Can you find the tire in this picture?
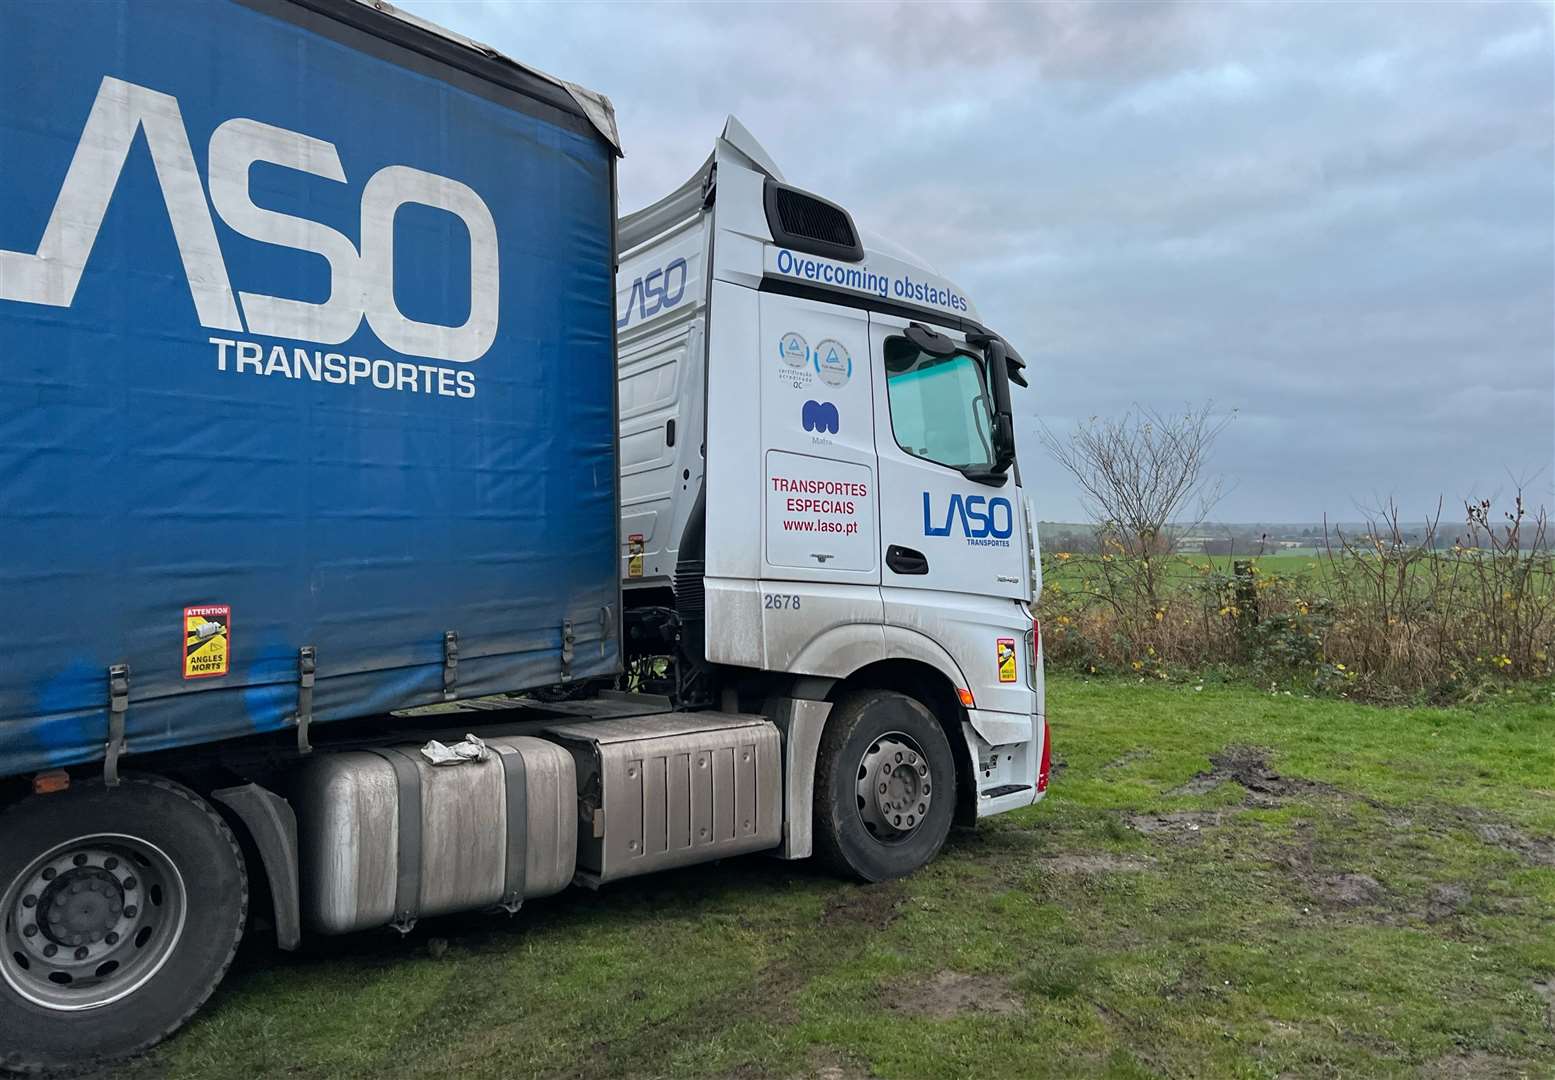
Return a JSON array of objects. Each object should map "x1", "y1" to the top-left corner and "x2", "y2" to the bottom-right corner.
[
  {"x1": 0, "y1": 776, "x2": 247, "y2": 1074},
  {"x1": 812, "y1": 690, "x2": 957, "y2": 883}
]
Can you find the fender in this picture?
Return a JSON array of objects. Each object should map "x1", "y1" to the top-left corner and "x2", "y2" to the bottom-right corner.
[
  {"x1": 211, "y1": 782, "x2": 300, "y2": 951},
  {"x1": 877, "y1": 624, "x2": 969, "y2": 696},
  {"x1": 784, "y1": 622, "x2": 887, "y2": 678},
  {"x1": 782, "y1": 621, "x2": 1022, "y2": 748}
]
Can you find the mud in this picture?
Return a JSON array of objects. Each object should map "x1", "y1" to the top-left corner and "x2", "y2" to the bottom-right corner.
[
  {"x1": 1126, "y1": 810, "x2": 1227, "y2": 837},
  {"x1": 886, "y1": 970, "x2": 1023, "y2": 1020},
  {"x1": 1101, "y1": 749, "x2": 1150, "y2": 772},
  {"x1": 820, "y1": 881, "x2": 904, "y2": 932},
  {"x1": 791, "y1": 1050, "x2": 880, "y2": 1080},
  {"x1": 1040, "y1": 853, "x2": 1156, "y2": 873},
  {"x1": 1425, "y1": 883, "x2": 1471, "y2": 923},
  {"x1": 1169, "y1": 745, "x2": 1327, "y2": 799},
  {"x1": 1423, "y1": 1050, "x2": 1542, "y2": 1078},
  {"x1": 1309, "y1": 872, "x2": 1385, "y2": 907},
  {"x1": 1533, "y1": 977, "x2": 1555, "y2": 1033},
  {"x1": 1473, "y1": 822, "x2": 1555, "y2": 867}
]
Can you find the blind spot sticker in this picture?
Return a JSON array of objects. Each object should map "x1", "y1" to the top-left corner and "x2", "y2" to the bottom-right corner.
[
  {"x1": 997, "y1": 638, "x2": 1017, "y2": 683},
  {"x1": 184, "y1": 605, "x2": 230, "y2": 679}
]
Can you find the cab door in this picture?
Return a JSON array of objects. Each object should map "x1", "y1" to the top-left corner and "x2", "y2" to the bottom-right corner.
[
  {"x1": 869, "y1": 312, "x2": 1028, "y2": 601},
  {"x1": 748, "y1": 289, "x2": 885, "y2": 672}
]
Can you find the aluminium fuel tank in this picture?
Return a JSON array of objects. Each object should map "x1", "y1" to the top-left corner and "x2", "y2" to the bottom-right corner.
[{"x1": 291, "y1": 735, "x2": 577, "y2": 935}]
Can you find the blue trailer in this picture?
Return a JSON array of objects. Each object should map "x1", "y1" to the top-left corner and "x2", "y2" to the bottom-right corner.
[
  {"x1": 0, "y1": 0, "x2": 622, "y2": 780},
  {"x1": 0, "y1": 0, "x2": 624, "y2": 1065}
]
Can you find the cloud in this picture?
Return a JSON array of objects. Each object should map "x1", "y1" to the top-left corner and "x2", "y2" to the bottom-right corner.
[{"x1": 404, "y1": 0, "x2": 1553, "y2": 521}]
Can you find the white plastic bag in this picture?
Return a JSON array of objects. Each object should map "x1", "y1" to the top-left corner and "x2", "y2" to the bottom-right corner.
[{"x1": 419, "y1": 732, "x2": 489, "y2": 765}]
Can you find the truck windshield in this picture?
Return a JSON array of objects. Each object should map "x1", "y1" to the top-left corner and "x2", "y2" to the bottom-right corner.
[{"x1": 883, "y1": 339, "x2": 995, "y2": 472}]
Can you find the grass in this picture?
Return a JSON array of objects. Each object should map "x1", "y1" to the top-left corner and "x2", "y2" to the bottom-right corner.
[{"x1": 136, "y1": 676, "x2": 1555, "y2": 1079}]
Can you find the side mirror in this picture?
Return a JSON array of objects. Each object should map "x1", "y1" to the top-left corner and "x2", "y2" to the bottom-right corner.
[{"x1": 970, "y1": 334, "x2": 1017, "y2": 474}]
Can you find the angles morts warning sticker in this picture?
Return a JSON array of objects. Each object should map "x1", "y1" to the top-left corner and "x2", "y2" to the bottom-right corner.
[
  {"x1": 997, "y1": 637, "x2": 1017, "y2": 683},
  {"x1": 183, "y1": 605, "x2": 230, "y2": 679}
]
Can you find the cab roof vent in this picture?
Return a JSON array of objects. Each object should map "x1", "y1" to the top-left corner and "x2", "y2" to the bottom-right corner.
[{"x1": 764, "y1": 180, "x2": 865, "y2": 263}]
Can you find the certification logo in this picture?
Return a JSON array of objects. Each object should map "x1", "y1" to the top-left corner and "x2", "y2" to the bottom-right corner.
[
  {"x1": 814, "y1": 339, "x2": 852, "y2": 387},
  {"x1": 779, "y1": 332, "x2": 810, "y2": 368}
]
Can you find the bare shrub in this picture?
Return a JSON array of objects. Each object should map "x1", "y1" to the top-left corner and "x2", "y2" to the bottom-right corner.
[
  {"x1": 1038, "y1": 403, "x2": 1233, "y2": 650},
  {"x1": 1040, "y1": 488, "x2": 1555, "y2": 701}
]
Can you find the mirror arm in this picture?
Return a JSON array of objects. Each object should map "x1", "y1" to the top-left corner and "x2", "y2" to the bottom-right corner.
[
  {"x1": 960, "y1": 466, "x2": 1010, "y2": 488},
  {"x1": 905, "y1": 322, "x2": 958, "y2": 358}
]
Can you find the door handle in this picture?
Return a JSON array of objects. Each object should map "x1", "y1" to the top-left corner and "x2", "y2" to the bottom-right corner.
[{"x1": 886, "y1": 544, "x2": 929, "y2": 575}]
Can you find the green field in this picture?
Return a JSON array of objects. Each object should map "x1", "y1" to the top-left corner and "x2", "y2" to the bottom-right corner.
[
  {"x1": 131, "y1": 677, "x2": 1555, "y2": 1079},
  {"x1": 1043, "y1": 552, "x2": 1332, "y2": 588}
]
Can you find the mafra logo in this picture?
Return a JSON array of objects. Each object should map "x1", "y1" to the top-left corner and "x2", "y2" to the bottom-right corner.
[
  {"x1": 801, "y1": 400, "x2": 840, "y2": 435},
  {"x1": 923, "y1": 492, "x2": 1014, "y2": 547},
  {"x1": 617, "y1": 258, "x2": 687, "y2": 329},
  {"x1": 0, "y1": 77, "x2": 499, "y2": 365}
]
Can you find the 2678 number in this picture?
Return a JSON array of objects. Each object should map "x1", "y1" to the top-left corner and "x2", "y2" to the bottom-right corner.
[{"x1": 763, "y1": 593, "x2": 801, "y2": 610}]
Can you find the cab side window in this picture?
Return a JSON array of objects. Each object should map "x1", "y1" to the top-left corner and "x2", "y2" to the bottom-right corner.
[{"x1": 883, "y1": 337, "x2": 995, "y2": 471}]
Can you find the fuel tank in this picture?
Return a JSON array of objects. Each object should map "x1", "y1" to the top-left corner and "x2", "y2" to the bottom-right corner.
[{"x1": 291, "y1": 735, "x2": 577, "y2": 934}]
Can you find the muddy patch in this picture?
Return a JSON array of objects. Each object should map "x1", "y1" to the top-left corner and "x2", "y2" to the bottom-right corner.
[
  {"x1": 1102, "y1": 749, "x2": 1150, "y2": 772},
  {"x1": 1310, "y1": 872, "x2": 1386, "y2": 907},
  {"x1": 1533, "y1": 977, "x2": 1555, "y2": 1033},
  {"x1": 790, "y1": 1049, "x2": 881, "y2": 1080},
  {"x1": 1169, "y1": 745, "x2": 1326, "y2": 800},
  {"x1": 1422, "y1": 1050, "x2": 1542, "y2": 1078},
  {"x1": 886, "y1": 970, "x2": 1022, "y2": 1020},
  {"x1": 1126, "y1": 810, "x2": 1228, "y2": 837},
  {"x1": 1473, "y1": 822, "x2": 1555, "y2": 867},
  {"x1": 1040, "y1": 853, "x2": 1156, "y2": 874},
  {"x1": 821, "y1": 881, "x2": 904, "y2": 932},
  {"x1": 1425, "y1": 883, "x2": 1471, "y2": 923}
]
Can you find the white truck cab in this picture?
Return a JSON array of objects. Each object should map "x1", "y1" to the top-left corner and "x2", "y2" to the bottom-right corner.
[{"x1": 617, "y1": 118, "x2": 1048, "y2": 878}]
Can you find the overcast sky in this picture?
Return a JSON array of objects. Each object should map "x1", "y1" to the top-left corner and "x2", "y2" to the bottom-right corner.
[{"x1": 406, "y1": 0, "x2": 1553, "y2": 523}]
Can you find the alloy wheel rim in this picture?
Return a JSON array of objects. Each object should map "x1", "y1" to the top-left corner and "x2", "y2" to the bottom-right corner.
[
  {"x1": 855, "y1": 731, "x2": 933, "y2": 844},
  {"x1": 1, "y1": 834, "x2": 188, "y2": 1011}
]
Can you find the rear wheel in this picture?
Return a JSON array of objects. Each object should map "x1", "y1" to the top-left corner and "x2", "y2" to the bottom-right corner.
[
  {"x1": 812, "y1": 690, "x2": 957, "y2": 882},
  {"x1": 0, "y1": 777, "x2": 246, "y2": 1073}
]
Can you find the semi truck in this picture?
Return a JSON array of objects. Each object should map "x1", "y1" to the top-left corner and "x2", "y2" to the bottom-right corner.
[{"x1": 0, "y1": 0, "x2": 1047, "y2": 1069}]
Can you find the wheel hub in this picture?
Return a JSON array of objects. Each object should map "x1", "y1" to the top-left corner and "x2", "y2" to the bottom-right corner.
[
  {"x1": 39, "y1": 868, "x2": 125, "y2": 948},
  {"x1": 2, "y1": 836, "x2": 184, "y2": 1011},
  {"x1": 856, "y1": 733, "x2": 933, "y2": 842}
]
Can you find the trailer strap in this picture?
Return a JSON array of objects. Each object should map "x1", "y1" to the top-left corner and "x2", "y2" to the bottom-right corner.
[
  {"x1": 104, "y1": 664, "x2": 129, "y2": 787},
  {"x1": 492, "y1": 744, "x2": 529, "y2": 912},
  {"x1": 367, "y1": 747, "x2": 423, "y2": 932},
  {"x1": 295, "y1": 646, "x2": 316, "y2": 755},
  {"x1": 443, "y1": 630, "x2": 459, "y2": 701}
]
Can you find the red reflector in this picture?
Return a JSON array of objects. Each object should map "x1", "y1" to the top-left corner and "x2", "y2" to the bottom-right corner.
[
  {"x1": 956, "y1": 687, "x2": 976, "y2": 708},
  {"x1": 1036, "y1": 723, "x2": 1052, "y2": 793},
  {"x1": 33, "y1": 770, "x2": 69, "y2": 795}
]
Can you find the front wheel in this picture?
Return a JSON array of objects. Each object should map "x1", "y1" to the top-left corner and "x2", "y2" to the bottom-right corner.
[
  {"x1": 812, "y1": 690, "x2": 958, "y2": 882},
  {"x1": 0, "y1": 777, "x2": 247, "y2": 1073}
]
